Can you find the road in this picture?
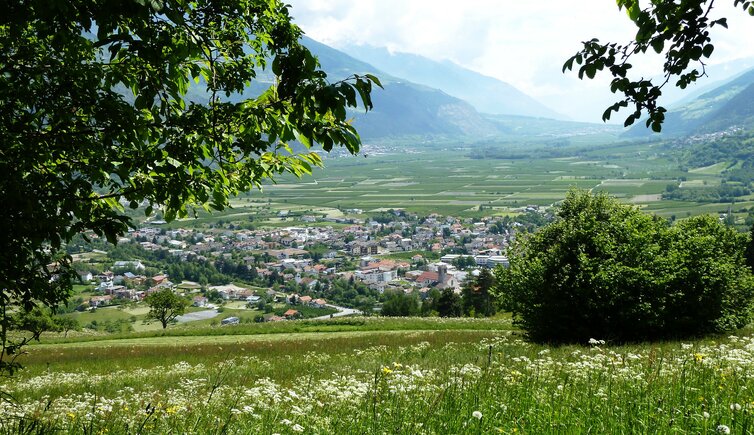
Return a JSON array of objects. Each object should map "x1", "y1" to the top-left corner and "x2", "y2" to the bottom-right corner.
[
  {"x1": 175, "y1": 309, "x2": 220, "y2": 323},
  {"x1": 311, "y1": 304, "x2": 360, "y2": 320}
]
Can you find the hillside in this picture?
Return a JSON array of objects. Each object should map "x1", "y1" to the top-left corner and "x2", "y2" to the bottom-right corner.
[
  {"x1": 626, "y1": 68, "x2": 754, "y2": 137},
  {"x1": 342, "y1": 44, "x2": 565, "y2": 120},
  {"x1": 301, "y1": 37, "x2": 501, "y2": 139}
]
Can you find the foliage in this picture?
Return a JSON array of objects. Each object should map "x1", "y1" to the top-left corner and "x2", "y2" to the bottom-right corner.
[
  {"x1": 495, "y1": 189, "x2": 754, "y2": 343},
  {"x1": 0, "y1": 0, "x2": 378, "y2": 374},
  {"x1": 564, "y1": 0, "x2": 754, "y2": 131},
  {"x1": 381, "y1": 291, "x2": 420, "y2": 317},
  {"x1": 53, "y1": 316, "x2": 80, "y2": 338},
  {"x1": 0, "y1": 307, "x2": 56, "y2": 377},
  {"x1": 461, "y1": 269, "x2": 497, "y2": 317},
  {"x1": 436, "y1": 288, "x2": 462, "y2": 317},
  {"x1": 145, "y1": 290, "x2": 188, "y2": 329}
]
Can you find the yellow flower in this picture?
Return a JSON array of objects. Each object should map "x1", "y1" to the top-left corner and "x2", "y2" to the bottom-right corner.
[
  {"x1": 381, "y1": 366, "x2": 393, "y2": 375},
  {"x1": 67, "y1": 413, "x2": 76, "y2": 420},
  {"x1": 694, "y1": 353, "x2": 705, "y2": 363},
  {"x1": 166, "y1": 406, "x2": 179, "y2": 415}
]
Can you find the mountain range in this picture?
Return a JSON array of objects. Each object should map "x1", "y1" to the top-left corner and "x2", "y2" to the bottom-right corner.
[{"x1": 626, "y1": 67, "x2": 754, "y2": 138}]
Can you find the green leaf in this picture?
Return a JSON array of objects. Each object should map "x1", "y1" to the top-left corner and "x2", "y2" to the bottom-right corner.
[
  {"x1": 364, "y1": 73, "x2": 383, "y2": 88},
  {"x1": 702, "y1": 44, "x2": 714, "y2": 58},
  {"x1": 651, "y1": 38, "x2": 664, "y2": 54}
]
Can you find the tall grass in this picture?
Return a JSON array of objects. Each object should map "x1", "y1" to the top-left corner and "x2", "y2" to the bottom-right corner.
[{"x1": 3, "y1": 320, "x2": 754, "y2": 433}]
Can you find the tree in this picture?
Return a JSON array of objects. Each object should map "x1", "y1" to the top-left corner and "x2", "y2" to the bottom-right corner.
[
  {"x1": 564, "y1": 0, "x2": 754, "y2": 131},
  {"x1": 1, "y1": 0, "x2": 379, "y2": 374},
  {"x1": 495, "y1": 189, "x2": 754, "y2": 343},
  {"x1": 381, "y1": 291, "x2": 420, "y2": 317},
  {"x1": 436, "y1": 288, "x2": 462, "y2": 317},
  {"x1": 461, "y1": 269, "x2": 497, "y2": 317},
  {"x1": 53, "y1": 316, "x2": 81, "y2": 338},
  {"x1": 745, "y1": 222, "x2": 754, "y2": 271},
  {"x1": 145, "y1": 289, "x2": 188, "y2": 329}
]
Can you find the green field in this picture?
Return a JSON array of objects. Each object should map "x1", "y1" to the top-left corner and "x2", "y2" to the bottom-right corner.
[
  {"x1": 232, "y1": 143, "x2": 747, "y2": 221},
  {"x1": 3, "y1": 318, "x2": 754, "y2": 433}
]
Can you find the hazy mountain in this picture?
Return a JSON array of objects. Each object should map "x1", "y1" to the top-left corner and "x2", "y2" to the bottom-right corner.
[
  {"x1": 340, "y1": 44, "x2": 565, "y2": 120},
  {"x1": 626, "y1": 67, "x2": 754, "y2": 137},
  {"x1": 300, "y1": 37, "x2": 501, "y2": 139}
]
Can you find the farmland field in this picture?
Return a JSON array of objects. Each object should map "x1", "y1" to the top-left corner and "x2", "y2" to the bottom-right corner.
[
  {"x1": 4, "y1": 318, "x2": 754, "y2": 433},
  {"x1": 239, "y1": 141, "x2": 753, "y2": 222}
]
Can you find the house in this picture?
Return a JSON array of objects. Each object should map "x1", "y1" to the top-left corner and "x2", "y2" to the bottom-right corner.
[
  {"x1": 89, "y1": 295, "x2": 113, "y2": 308},
  {"x1": 193, "y1": 296, "x2": 208, "y2": 307},
  {"x1": 299, "y1": 295, "x2": 313, "y2": 304},
  {"x1": 311, "y1": 298, "x2": 327, "y2": 308},
  {"x1": 283, "y1": 309, "x2": 300, "y2": 319},
  {"x1": 113, "y1": 260, "x2": 146, "y2": 271},
  {"x1": 152, "y1": 274, "x2": 169, "y2": 285},
  {"x1": 77, "y1": 271, "x2": 93, "y2": 282}
]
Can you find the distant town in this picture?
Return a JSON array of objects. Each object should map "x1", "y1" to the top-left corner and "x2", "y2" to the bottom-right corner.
[{"x1": 67, "y1": 206, "x2": 550, "y2": 327}]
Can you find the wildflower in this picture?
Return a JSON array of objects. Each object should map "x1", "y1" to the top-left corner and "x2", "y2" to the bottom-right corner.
[
  {"x1": 381, "y1": 367, "x2": 393, "y2": 375},
  {"x1": 588, "y1": 338, "x2": 605, "y2": 346},
  {"x1": 292, "y1": 424, "x2": 304, "y2": 432},
  {"x1": 694, "y1": 353, "x2": 705, "y2": 363},
  {"x1": 717, "y1": 425, "x2": 731, "y2": 434},
  {"x1": 702, "y1": 412, "x2": 710, "y2": 419},
  {"x1": 472, "y1": 411, "x2": 483, "y2": 420},
  {"x1": 730, "y1": 403, "x2": 742, "y2": 411}
]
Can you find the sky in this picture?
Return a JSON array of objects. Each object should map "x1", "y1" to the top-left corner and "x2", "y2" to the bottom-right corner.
[{"x1": 286, "y1": 1, "x2": 754, "y2": 122}]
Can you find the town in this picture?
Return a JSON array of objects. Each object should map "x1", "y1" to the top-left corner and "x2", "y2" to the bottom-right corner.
[{"x1": 65, "y1": 206, "x2": 548, "y2": 330}]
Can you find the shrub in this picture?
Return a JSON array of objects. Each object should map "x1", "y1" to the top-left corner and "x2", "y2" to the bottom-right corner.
[{"x1": 495, "y1": 189, "x2": 754, "y2": 343}]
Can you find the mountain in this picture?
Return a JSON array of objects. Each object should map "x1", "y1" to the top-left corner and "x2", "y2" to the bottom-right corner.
[
  {"x1": 626, "y1": 67, "x2": 754, "y2": 137},
  {"x1": 340, "y1": 44, "x2": 565, "y2": 120},
  {"x1": 301, "y1": 37, "x2": 501, "y2": 139}
]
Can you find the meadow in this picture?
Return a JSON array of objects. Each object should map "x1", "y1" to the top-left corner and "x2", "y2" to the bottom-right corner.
[{"x1": 2, "y1": 317, "x2": 754, "y2": 434}]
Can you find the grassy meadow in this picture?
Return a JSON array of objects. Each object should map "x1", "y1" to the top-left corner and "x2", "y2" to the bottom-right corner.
[{"x1": 3, "y1": 317, "x2": 754, "y2": 433}]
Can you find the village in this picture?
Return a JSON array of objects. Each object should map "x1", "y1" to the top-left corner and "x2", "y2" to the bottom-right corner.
[{"x1": 69, "y1": 208, "x2": 543, "y2": 326}]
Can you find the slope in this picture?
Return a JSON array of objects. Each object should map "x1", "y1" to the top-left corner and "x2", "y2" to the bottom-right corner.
[
  {"x1": 626, "y1": 68, "x2": 754, "y2": 137},
  {"x1": 342, "y1": 44, "x2": 564, "y2": 120},
  {"x1": 301, "y1": 37, "x2": 501, "y2": 139}
]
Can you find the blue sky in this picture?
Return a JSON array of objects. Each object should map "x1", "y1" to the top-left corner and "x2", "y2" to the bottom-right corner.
[{"x1": 287, "y1": 1, "x2": 754, "y2": 122}]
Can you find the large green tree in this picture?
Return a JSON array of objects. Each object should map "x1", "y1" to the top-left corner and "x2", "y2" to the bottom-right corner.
[
  {"x1": 145, "y1": 289, "x2": 188, "y2": 329},
  {"x1": 0, "y1": 0, "x2": 378, "y2": 374},
  {"x1": 495, "y1": 189, "x2": 754, "y2": 343},
  {"x1": 564, "y1": 0, "x2": 754, "y2": 131}
]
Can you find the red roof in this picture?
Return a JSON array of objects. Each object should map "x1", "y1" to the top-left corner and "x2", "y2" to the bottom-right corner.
[{"x1": 283, "y1": 309, "x2": 299, "y2": 317}]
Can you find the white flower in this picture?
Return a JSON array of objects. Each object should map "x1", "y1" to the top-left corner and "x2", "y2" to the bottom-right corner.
[
  {"x1": 588, "y1": 338, "x2": 605, "y2": 346},
  {"x1": 730, "y1": 403, "x2": 742, "y2": 411},
  {"x1": 292, "y1": 424, "x2": 304, "y2": 432},
  {"x1": 472, "y1": 411, "x2": 483, "y2": 420},
  {"x1": 702, "y1": 412, "x2": 710, "y2": 419},
  {"x1": 717, "y1": 425, "x2": 731, "y2": 434}
]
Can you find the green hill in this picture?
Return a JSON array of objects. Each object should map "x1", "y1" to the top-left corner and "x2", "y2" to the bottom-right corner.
[{"x1": 626, "y1": 68, "x2": 754, "y2": 137}]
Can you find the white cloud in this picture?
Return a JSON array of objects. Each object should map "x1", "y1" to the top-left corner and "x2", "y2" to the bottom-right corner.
[{"x1": 288, "y1": 1, "x2": 754, "y2": 122}]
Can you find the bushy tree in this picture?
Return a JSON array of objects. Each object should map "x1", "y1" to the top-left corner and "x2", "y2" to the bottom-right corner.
[
  {"x1": 1, "y1": 0, "x2": 377, "y2": 375},
  {"x1": 436, "y1": 288, "x2": 462, "y2": 317},
  {"x1": 496, "y1": 189, "x2": 754, "y2": 343},
  {"x1": 145, "y1": 289, "x2": 188, "y2": 329},
  {"x1": 461, "y1": 268, "x2": 497, "y2": 317},
  {"x1": 381, "y1": 291, "x2": 420, "y2": 317}
]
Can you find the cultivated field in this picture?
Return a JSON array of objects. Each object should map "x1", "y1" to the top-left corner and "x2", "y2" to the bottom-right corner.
[
  {"x1": 245, "y1": 142, "x2": 753, "y2": 221},
  {"x1": 3, "y1": 318, "x2": 754, "y2": 433}
]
